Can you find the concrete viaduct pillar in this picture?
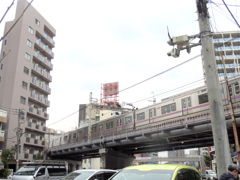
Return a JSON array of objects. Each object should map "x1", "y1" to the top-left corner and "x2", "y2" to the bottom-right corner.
[{"x1": 100, "y1": 149, "x2": 135, "y2": 169}]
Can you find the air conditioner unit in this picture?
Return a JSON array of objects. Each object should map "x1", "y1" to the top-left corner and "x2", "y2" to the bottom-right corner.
[
  {"x1": 38, "y1": 108, "x2": 42, "y2": 112},
  {"x1": 37, "y1": 122, "x2": 41, "y2": 125},
  {"x1": 25, "y1": 149, "x2": 29, "y2": 154},
  {"x1": 27, "y1": 134, "x2": 31, "y2": 138},
  {"x1": 31, "y1": 104, "x2": 34, "y2": 108},
  {"x1": 32, "y1": 90, "x2": 35, "y2": 94},
  {"x1": 29, "y1": 119, "x2": 33, "y2": 123},
  {"x1": 36, "y1": 136, "x2": 40, "y2": 140}
]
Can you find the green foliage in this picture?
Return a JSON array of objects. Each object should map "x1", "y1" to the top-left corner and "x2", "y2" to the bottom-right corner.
[
  {"x1": 34, "y1": 152, "x2": 43, "y2": 160},
  {"x1": 203, "y1": 155, "x2": 212, "y2": 168},
  {"x1": 1, "y1": 148, "x2": 15, "y2": 168},
  {"x1": 0, "y1": 168, "x2": 10, "y2": 178}
]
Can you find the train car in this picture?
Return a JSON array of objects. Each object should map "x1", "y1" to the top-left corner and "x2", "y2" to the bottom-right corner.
[{"x1": 49, "y1": 75, "x2": 240, "y2": 148}]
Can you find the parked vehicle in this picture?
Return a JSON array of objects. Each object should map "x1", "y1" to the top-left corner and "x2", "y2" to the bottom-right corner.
[
  {"x1": 11, "y1": 160, "x2": 68, "y2": 180},
  {"x1": 59, "y1": 169, "x2": 117, "y2": 180},
  {"x1": 108, "y1": 164, "x2": 201, "y2": 180},
  {"x1": 202, "y1": 170, "x2": 217, "y2": 180}
]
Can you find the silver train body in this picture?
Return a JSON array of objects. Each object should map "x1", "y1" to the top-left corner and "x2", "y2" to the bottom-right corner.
[{"x1": 50, "y1": 76, "x2": 240, "y2": 147}]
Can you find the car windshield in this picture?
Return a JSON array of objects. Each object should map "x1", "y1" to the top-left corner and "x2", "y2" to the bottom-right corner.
[
  {"x1": 110, "y1": 169, "x2": 174, "y2": 180},
  {"x1": 15, "y1": 167, "x2": 37, "y2": 176},
  {"x1": 60, "y1": 171, "x2": 95, "y2": 180}
]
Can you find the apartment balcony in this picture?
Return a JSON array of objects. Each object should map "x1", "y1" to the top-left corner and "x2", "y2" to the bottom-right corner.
[
  {"x1": 26, "y1": 122, "x2": 47, "y2": 133},
  {"x1": 29, "y1": 92, "x2": 50, "y2": 108},
  {"x1": 0, "y1": 130, "x2": 4, "y2": 142},
  {"x1": 32, "y1": 64, "x2": 52, "y2": 83},
  {"x1": 36, "y1": 30, "x2": 55, "y2": 48},
  {"x1": 33, "y1": 50, "x2": 53, "y2": 71},
  {"x1": 27, "y1": 107, "x2": 49, "y2": 120},
  {"x1": 24, "y1": 137, "x2": 46, "y2": 148},
  {"x1": 0, "y1": 116, "x2": 7, "y2": 123},
  {"x1": 30, "y1": 78, "x2": 51, "y2": 95},
  {"x1": 34, "y1": 40, "x2": 54, "y2": 60}
]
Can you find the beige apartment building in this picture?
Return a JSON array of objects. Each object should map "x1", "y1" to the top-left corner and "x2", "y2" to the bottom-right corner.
[{"x1": 0, "y1": 0, "x2": 55, "y2": 169}]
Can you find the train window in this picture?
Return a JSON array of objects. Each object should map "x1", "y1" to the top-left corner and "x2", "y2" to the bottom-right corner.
[
  {"x1": 125, "y1": 116, "x2": 132, "y2": 124},
  {"x1": 137, "y1": 112, "x2": 145, "y2": 121},
  {"x1": 161, "y1": 103, "x2": 176, "y2": 114},
  {"x1": 73, "y1": 133, "x2": 76, "y2": 139},
  {"x1": 149, "y1": 108, "x2": 156, "y2": 118},
  {"x1": 235, "y1": 83, "x2": 239, "y2": 94},
  {"x1": 117, "y1": 119, "x2": 122, "y2": 126},
  {"x1": 106, "y1": 122, "x2": 113, "y2": 129},
  {"x1": 64, "y1": 135, "x2": 68, "y2": 141},
  {"x1": 92, "y1": 127, "x2": 97, "y2": 133},
  {"x1": 229, "y1": 85, "x2": 233, "y2": 96},
  {"x1": 78, "y1": 131, "x2": 82, "y2": 137},
  {"x1": 181, "y1": 97, "x2": 192, "y2": 109},
  {"x1": 99, "y1": 124, "x2": 103, "y2": 131},
  {"x1": 198, "y1": 93, "x2": 208, "y2": 104}
]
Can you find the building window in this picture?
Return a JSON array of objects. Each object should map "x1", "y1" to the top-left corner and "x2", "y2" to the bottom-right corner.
[
  {"x1": 2, "y1": 51, "x2": 5, "y2": 57},
  {"x1": 25, "y1": 53, "x2": 31, "y2": 61},
  {"x1": 20, "y1": 96, "x2": 26, "y2": 104},
  {"x1": 4, "y1": 40, "x2": 7, "y2": 45},
  {"x1": 24, "y1": 67, "x2": 29, "y2": 75},
  {"x1": 27, "y1": 39, "x2": 32, "y2": 48},
  {"x1": 28, "y1": 26, "x2": 34, "y2": 35},
  {"x1": 22, "y1": 81, "x2": 28, "y2": 90},
  {"x1": 35, "y1": 19, "x2": 40, "y2": 26},
  {"x1": 0, "y1": 64, "x2": 3, "y2": 70}
]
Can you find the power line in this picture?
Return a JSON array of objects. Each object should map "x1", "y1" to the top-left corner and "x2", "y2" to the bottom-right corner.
[
  {"x1": 0, "y1": 0, "x2": 16, "y2": 24},
  {"x1": 47, "y1": 109, "x2": 81, "y2": 127},
  {"x1": 119, "y1": 54, "x2": 201, "y2": 93},
  {"x1": 0, "y1": 0, "x2": 34, "y2": 42},
  {"x1": 221, "y1": 0, "x2": 240, "y2": 28}
]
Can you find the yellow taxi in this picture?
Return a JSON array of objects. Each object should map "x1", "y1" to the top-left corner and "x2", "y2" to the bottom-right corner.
[{"x1": 108, "y1": 164, "x2": 201, "y2": 180}]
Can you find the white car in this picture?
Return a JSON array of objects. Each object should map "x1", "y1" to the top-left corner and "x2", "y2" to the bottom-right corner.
[{"x1": 59, "y1": 169, "x2": 118, "y2": 180}]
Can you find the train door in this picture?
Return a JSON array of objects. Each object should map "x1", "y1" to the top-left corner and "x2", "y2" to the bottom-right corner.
[
  {"x1": 181, "y1": 97, "x2": 192, "y2": 115},
  {"x1": 149, "y1": 107, "x2": 156, "y2": 123},
  {"x1": 117, "y1": 118, "x2": 122, "y2": 131}
]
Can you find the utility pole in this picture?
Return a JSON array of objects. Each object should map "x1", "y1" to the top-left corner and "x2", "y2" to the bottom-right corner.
[
  {"x1": 15, "y1": 109, "x2": 24, "y2": 171},
  {"x1": 196, "y1": 0, "x2": 231, "y2": 176},
  {"x1": 88, "y1": 92, "x2": 93, "y2": 143}
]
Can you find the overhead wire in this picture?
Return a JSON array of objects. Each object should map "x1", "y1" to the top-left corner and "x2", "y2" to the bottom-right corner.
[
  {"x1": 119, "y1": 54, "x2": 201, "y2": 93},
  {"x1": 0, "y1": 0, "x2": 34, "y2": 42},
  {"x1": 0, "y1": 0, "x2": 16, "y2": 24},
  {"x1": 221, "y1": 0, "x2": 240, "y2": 28}
]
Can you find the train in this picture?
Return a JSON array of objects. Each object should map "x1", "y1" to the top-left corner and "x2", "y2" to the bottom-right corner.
[{"x1": 49, "y1": 75, "x2": 240, "y2": 147}]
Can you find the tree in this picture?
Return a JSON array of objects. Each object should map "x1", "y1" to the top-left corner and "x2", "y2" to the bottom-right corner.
[
  {"x1": 0, "y1": 148, "x2": 15, "y2": 178},
  {"x1": 1, "y1": 148, "x2": 15, "y2": 169},
  {"x1": 203, "y1": 155, "x2": 212, "y2": 168},
  {"x1": 34, "y1": 152, "x2": 43, "y2": 160}
]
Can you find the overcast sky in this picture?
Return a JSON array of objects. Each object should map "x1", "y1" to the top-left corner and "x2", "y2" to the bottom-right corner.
[{"x1": 0, "y1": 0, "x2": 240, "y2": 131}]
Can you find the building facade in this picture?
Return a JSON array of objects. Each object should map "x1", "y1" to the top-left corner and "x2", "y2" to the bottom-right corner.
[
  {"x1": 0, "y1": 0, "x2": 55, "y2": 169},
  {"x1": 213, "y1": 31, "x2": 240, "y2": 79}
]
